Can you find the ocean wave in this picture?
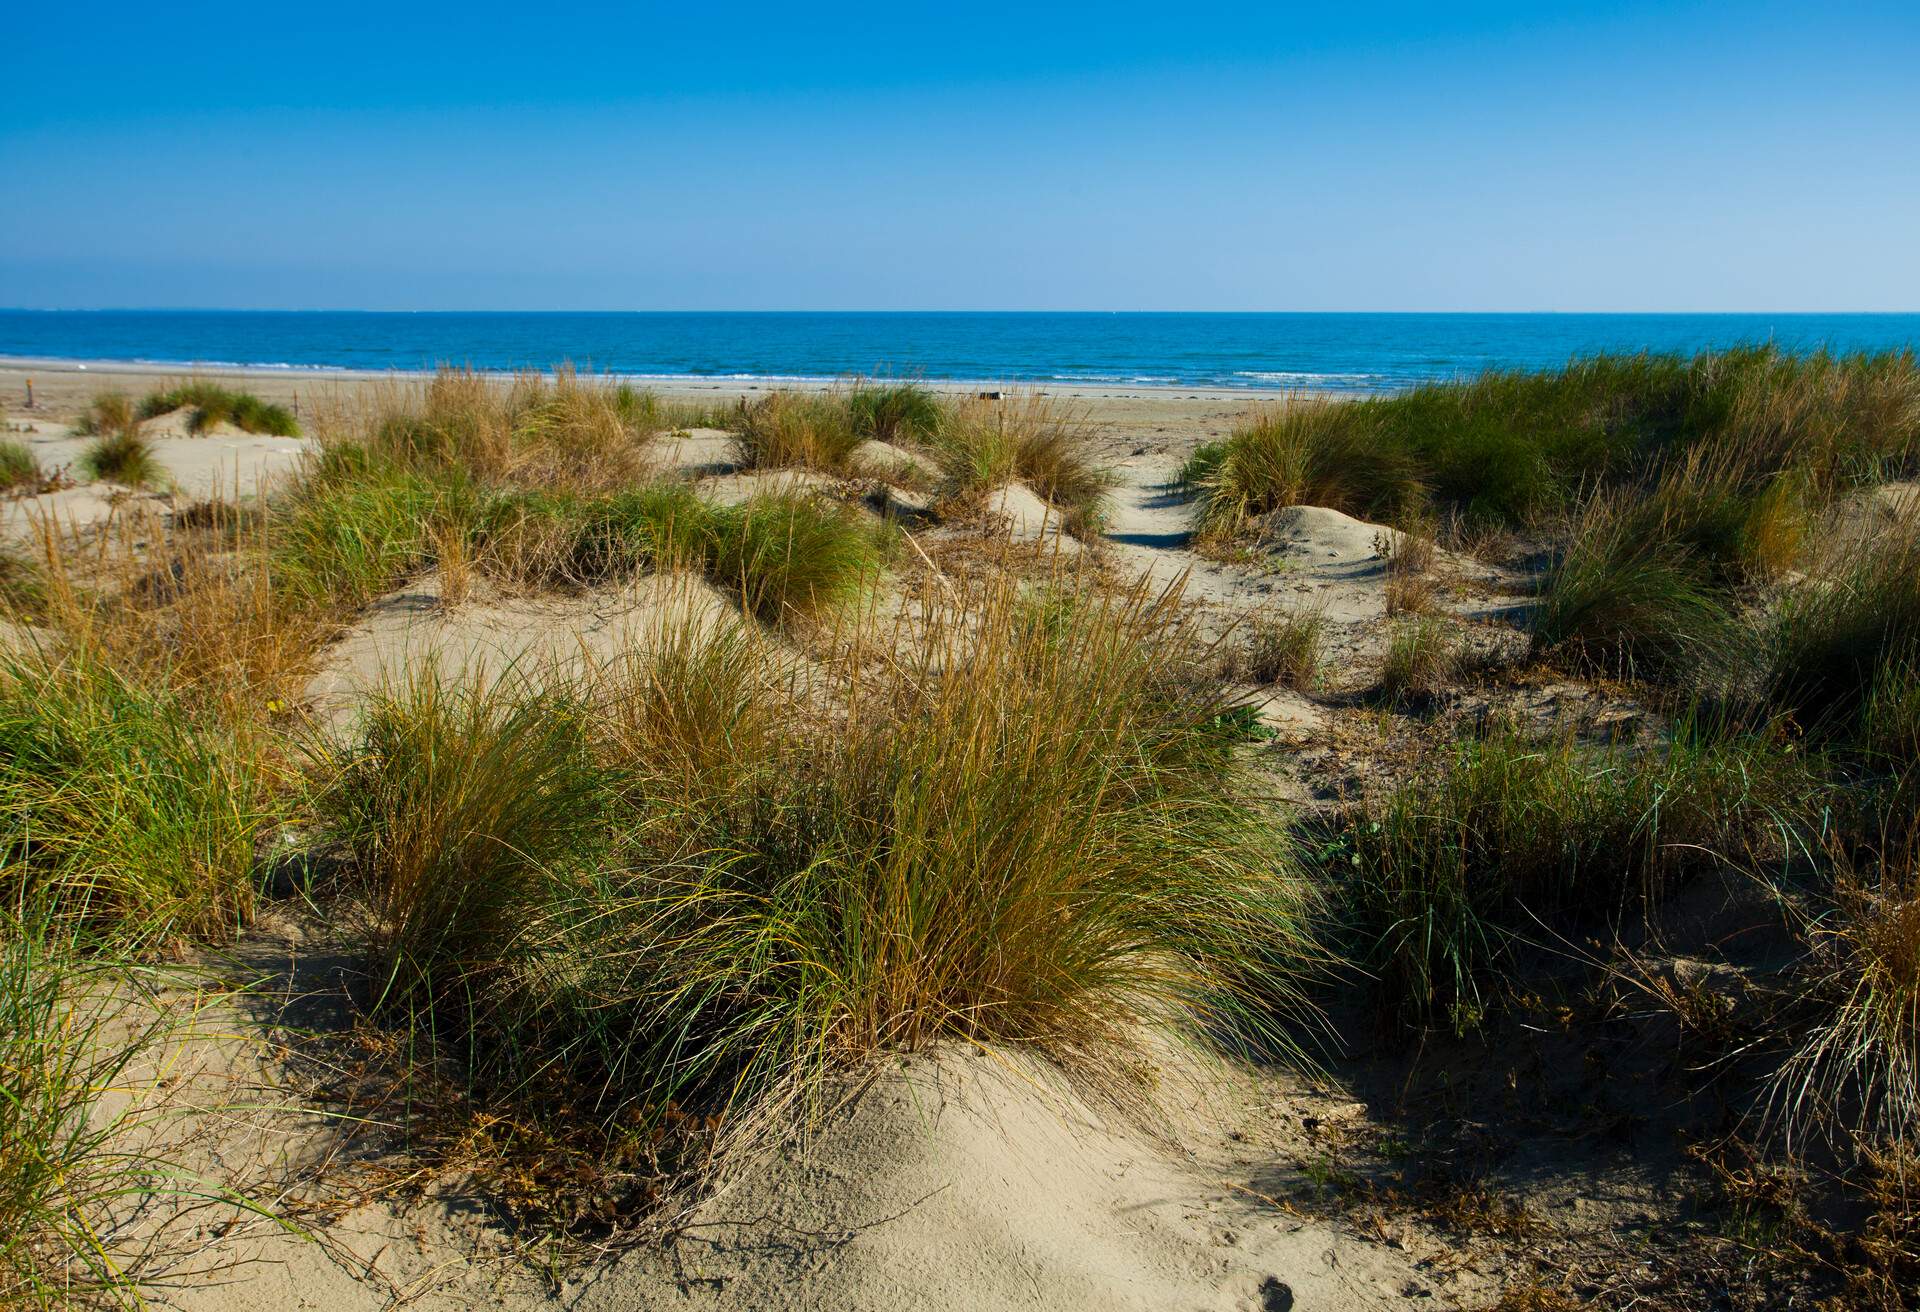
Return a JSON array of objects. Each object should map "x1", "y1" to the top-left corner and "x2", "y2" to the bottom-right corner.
[{"x1": 1231, "y1": 370, "x2": 1395, "y2": 385}]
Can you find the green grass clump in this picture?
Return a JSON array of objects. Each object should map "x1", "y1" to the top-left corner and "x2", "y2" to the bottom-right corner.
[
  {"x1": 80, "y1": 428, "x2": 164, "y2": 488},
  {"x1": 0, "y1": 649, "x2": 267, "y2": 944},
  {"x1": 1766, "y1": 511, "x2": 1920, "y2": 741},
  {"x1": 270, "y1": 451, "x2": 465, "y2": 612},
  {"x1": 1192, "y1": 403, "x2": 1426, "y2": 542},
  {"x1": 1378, "y1": 616, "x2": 1457, "y2": 702},
  {"x1": 847, "y1": 381, "x2": 946, "y2": 445},
  {"x1": 75, "y1": 392, "x2": 138, "y2": 438},
  {"x1": 1229, "y1": 606, "x2": 1324, "y2": 689},
  {"x1": 1530, "y1": 492, "x2": 1741, "y2": 687},
  {"x1": 322, "y1": 671, "x2": 610, "y2": 1000},
  {"x1": 933, "y1": 394, "x2": 1114, "y2": 536},
  {"x1": 371, "y1": 367, "x2": 655, "y2": 492},
  {"x1": 318, "y1": 581, "x2": 1320, "y2": 1163},
  {"x1": 1334, "y1": 722, "x2": 1819, "y2": 1029},
  {"x1": 706, "y1": 493, "x2": 882, "y2": 622},
  {"x1": 0, "y1": 441, "x2": 37, "y2": 495},
  {"x1": 733, "y1": 391, "x2": 865, "y2": 474},
  {"x1": 139, "y1": 382, "x2": 298, "y2": 436},
  {"x1": 1188, "y1": 347, "x2": 1920, "y2": 544}
]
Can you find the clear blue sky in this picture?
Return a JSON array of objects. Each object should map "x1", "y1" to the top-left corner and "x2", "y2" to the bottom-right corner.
[{"x1": 3, "y1": 1, "x2": 1915, "y2": 311}]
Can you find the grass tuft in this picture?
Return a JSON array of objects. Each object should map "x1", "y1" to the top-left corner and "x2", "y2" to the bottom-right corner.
[
  {"x1": 1332, "y1": 721, "x2": 1820, "y2": 1029},
  {"x1": 81, "y1": 427, "x2": 164, "y2": 489},
  {"x1": 0, "y1": 647, "x2": 267, "y2": 945},
  {"x1": 933, "y1": 394, "x2": 1114, "y2": 536},
  {"x1": 0, "y1": 441, "x2": 37, "y2": 495}
]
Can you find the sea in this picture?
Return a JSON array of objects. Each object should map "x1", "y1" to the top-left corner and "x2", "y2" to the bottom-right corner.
[{"x1": 1, "y1": 311, "x2": 1916, "y2": 395}]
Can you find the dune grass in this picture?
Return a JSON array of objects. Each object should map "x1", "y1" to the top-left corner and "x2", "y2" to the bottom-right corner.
[
  {"x1": 0, "y1": 912, "x2": 173, "y2": 1308},
  {"x1": 1191, "y1": 402, "x2": 1427, "y2": 543},
  {"x1": 318, "y1": 579, "x2": 1320, "y2": 1173},
  {"x1": 1227, "y1": 606, "x2": 1324, "y2": 689},
  {"x1": 1378, "y1": 616, "x2": 1456, "y2": 703},
  {"x1": 138, "y1": 382, "x2": 299, "y2": 437},
  {"x1": 847, "y1": 380, "x2": 946, "y2": 445},
  {"x1": 1331, "y1": 720, "x2": 1821, "y2": 1029},
  {"x1": 74, "y1": 393, "x2": 137, "y2": 438},
  {"x1": 732, "y1": 391, "x2": 866, "y2": 474},
  {"x1": 81, "y1": 427, "x2": 164, "y2": 489},
  {"x1": 322, "y1": 670, "x2": 610, "y2": 1002},
  {"x1": 932, "y1": 393, "x2": 1114, "y2": 536},
  {"x1": 1188, "y1": 347, "x2": 1920, "y2": 544},
  {"x1": 369, "y1": 367, "x2": 656, "y2": 492},
  {"x1": 1529, "y1": 490, "x2": 1742, "y2": 687},
  {"x1": 1771, "y1": 845, "x2": 1920, "y2": 1153},
  {"x1": 1765, "y1": 509, "x2": 1920, "y2": 741},
  {"x1": 0, "y1": 440, "x2": 37, "y2": 495},
  {"x1": 0, "y1": 647, "x2": 268, "y2": 945}
]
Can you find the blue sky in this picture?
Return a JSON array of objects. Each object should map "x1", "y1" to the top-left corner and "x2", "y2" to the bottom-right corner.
[{"x1": 3, "y1": 1, "x2": 1916, "y2": 311}]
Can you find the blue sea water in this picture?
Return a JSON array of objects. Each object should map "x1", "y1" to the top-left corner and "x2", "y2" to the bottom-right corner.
[{"x1": 1, "y1": 311, "x2": 1916, "y2": 394}]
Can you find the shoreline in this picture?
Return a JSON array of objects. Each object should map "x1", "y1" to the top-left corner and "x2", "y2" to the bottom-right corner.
[{"x1": 0, "y1": 354, "x2": 1326, "y2": 404}]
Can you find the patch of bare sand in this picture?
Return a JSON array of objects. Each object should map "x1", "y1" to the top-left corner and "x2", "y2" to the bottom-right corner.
[
  {"x1": 654, "y1": 427, "x2": 738, "y2": 479},
  {"x1": 699, "y1": 467, "x2": 845, "y2": 506},
  {"x1": 303, "y1": 570, "x2": 739, "y2": 727},
  {"x1": 148, "y1": 1013, "x2": 1461, "y2": 1312}
]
